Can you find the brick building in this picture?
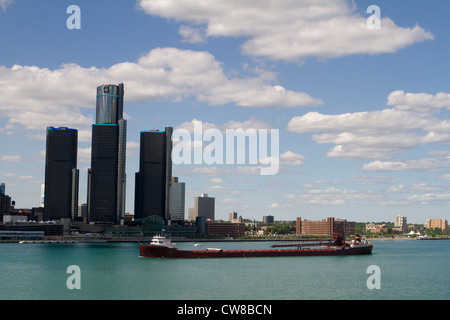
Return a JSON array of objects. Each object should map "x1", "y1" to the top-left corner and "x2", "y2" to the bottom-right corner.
[
  {"x1": 426, "y1": 219, "x2": 448, "y2": 232},
  {"x1": 206, "y1": 222, "x2": 245, "y2": 237},
  {"x1": 296, "y1": 217, "x2": 355, "y2": 236}
]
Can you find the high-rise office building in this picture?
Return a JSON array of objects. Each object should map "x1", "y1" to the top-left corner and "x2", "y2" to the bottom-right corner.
[
  {"x1": 134, "y1": 127, "x2": 173, "y2": 222},
  {"x1": 0, "y1": 183, "x2": 11, "y2": 220},
  {"x1": 88, "y1": 84, "x2": 127, "y2": 224},
  {"x1": 44, "y1": 127, "x2": 78, "y2": 221},
  {"x1": 169, "y1": 177, "x2": 185, "y2": 222},
  {"x1": 190, "y1": 193, "x2": 215, "y2": 221}
]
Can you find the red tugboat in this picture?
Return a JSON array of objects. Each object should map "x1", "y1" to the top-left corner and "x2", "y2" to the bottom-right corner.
[{"x1": 139, "y1": 233, "x2": 372, "y2": 258}]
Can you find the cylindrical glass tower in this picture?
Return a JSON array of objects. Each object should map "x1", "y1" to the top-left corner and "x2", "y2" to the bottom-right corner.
[
  {"x1": 96, "y1": 84, "x2": 123, "y2": 124},
  {"x1": 88, "y1": 83, "x2": 126, "y2": 224}
]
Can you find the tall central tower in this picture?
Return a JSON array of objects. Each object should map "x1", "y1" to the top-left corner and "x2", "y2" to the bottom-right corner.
[{"x1": 88, "y1": 83, "x2": 126, "y2": 224}]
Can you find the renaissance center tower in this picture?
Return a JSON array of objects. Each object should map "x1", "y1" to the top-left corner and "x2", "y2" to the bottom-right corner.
[{"x1": 88, "y1": 83, "x2": 127, "y2": 224}]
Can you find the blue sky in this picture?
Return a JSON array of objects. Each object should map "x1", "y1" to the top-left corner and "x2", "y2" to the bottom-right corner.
[{"x1": 1, "y1": 0, "x2": 450, "y2": 224}]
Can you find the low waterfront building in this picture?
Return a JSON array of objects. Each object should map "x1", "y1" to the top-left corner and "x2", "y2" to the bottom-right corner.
[
  {"x1": 0, "y1": 231, "x2": 45, "y2": 241},
  {"x1": 0, "y1": 222, "x2": 63, "y2": 237},
  {"x1": 365, "y1": 223, "x2": 387, "y2": 234},
  {"x1": 206, "y1": 221, "x2": 245, "y2": 237}
]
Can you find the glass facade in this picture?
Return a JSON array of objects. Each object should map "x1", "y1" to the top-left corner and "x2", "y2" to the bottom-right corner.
[
  {"x1": 169, "y1": 179, "x2": 185, "y2": 221},
  {"x1": 134, "y1": 127, "x2": 173, "y2": 221},
  {"x1": 96, "y1": 85, "x2": 121, "y2": 124},
  {"x1": 88, "y1": 124, "x2": 119, "y2": 223},
  {"x1": 88, "y1": 83, "x2": 126, "y2": 224}
]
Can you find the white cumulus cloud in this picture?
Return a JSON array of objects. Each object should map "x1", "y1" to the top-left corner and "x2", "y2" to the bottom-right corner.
[
  {"x1": 287, "y1": 110, "x2": 434, "y2": 160},
  {"x1": 0, "y1": 0, "x2": 14, "y2": 11},
  {"x1": 286, "y1": 91, "x2": 450, "y2": 166},
  {"x1": 1, "y1": 155, "x2": 22, "y2": 162},
  {"x1": 138, "y1": 0, "x2": 434, "y2": 62},
  {"x1": 0, "y1": 48, "x2": 322, "y2": 137}
]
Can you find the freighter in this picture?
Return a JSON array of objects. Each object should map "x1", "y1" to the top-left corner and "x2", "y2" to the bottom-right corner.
[{"x1": 139, "y1": 233, "x2": 373, "y2": 258}]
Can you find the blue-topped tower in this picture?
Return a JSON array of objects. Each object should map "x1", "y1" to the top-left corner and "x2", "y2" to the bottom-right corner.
[{"x1": 88, "y1": 83, "x2": 127, "y2": 224}]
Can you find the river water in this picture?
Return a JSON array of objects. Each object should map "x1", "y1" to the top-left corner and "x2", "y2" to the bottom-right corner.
[{"x1": 0, "y1": 239, "x2": 448, "y2": 300}]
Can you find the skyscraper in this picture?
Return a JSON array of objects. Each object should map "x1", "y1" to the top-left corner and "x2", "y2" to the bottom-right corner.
[
  {"x1": 0, "y1": 183, "x2": 11, "y2": 220},
  {"x1": 190, "y1": 193, "x2": 215, "y2": 221},
  {"x1": 88, "y1": 84, "x2": 127, "y2": 224},
  {"x1": 169, "y1": 177, "x2": 185, "y2": 222},
  {"x1": 134, "y1": 127, "x2": 172, "y2": 222},
  {"x1": 44, "y1": 127, "x2": 78, "y2": 221}
]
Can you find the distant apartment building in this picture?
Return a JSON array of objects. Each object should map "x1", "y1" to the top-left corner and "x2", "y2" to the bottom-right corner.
[
  {"x1": 296, "y1": 217, "x2": 355, "y2": 236},
  {"x1": 229, "y1": 211, "x2": 238, "y2": 222},
  {"x1": 426, "y1": 219, "x2": 448, "y2": 232},
  {"x1": 394, "y1": 215, "x2": 407, "y2": 231},
  {"x1": 228, "y1": 211, "x2": 243, "y2": 223}
]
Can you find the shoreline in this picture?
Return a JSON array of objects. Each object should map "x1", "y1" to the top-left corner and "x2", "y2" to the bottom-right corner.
[
  {"x1": 368, "y1": 237, "x2": 450, "y2": 241},
  {"x1": 2, "y1": 235, "x2": 449, "y2": 244}
]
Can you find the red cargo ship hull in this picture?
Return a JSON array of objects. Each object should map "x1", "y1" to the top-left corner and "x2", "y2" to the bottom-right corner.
[{"x1": 139, "y1": 243, "x2": 373, "y2": 258}]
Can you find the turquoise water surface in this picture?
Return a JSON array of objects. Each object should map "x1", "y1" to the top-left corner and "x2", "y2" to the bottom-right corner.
[{"x1": 0, "y1": 240, "x2": 449, "y2": 300}]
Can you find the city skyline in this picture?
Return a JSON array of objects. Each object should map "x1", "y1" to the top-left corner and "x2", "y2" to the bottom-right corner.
[{"x1": 1, "y1": 1, "x2": 450, "y2": 224}]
